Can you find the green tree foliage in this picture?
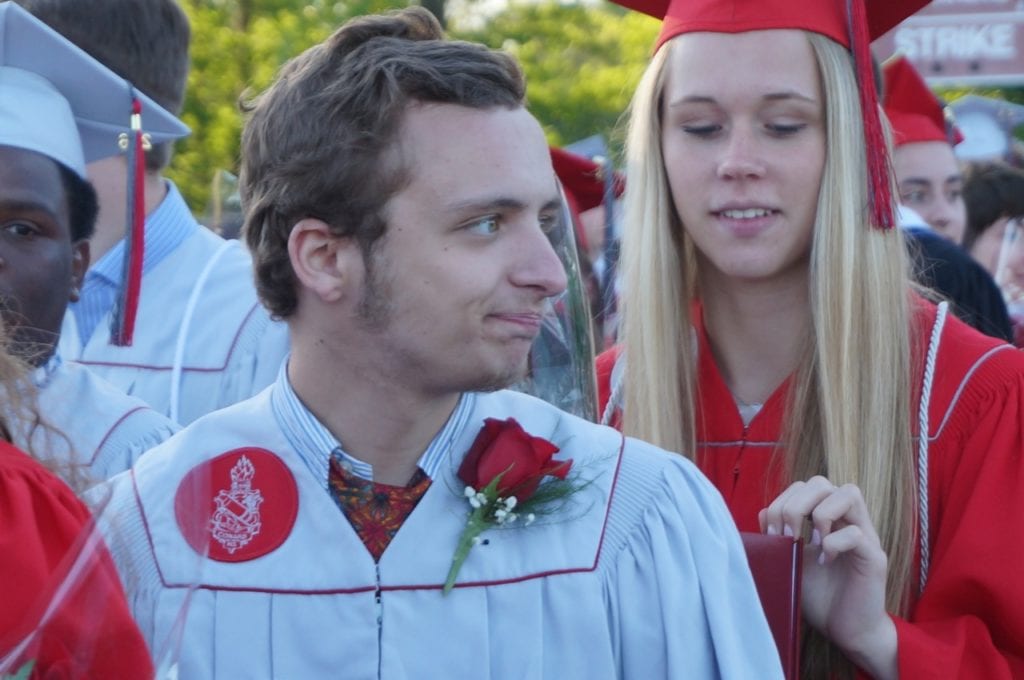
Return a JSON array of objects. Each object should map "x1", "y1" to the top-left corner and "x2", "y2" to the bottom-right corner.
[
  {"x1": 169, "y1": 0, "x2": 658, "y2": 218},
  {"x1": 168, "y1": 0, "x2": 405, "y2": 218},
  {"x1": 454, "y1": 2, "x2": 658, "y2": 153},
  {"x1": 940, "y1": 86, "x2": 1024, "y2": 109},
  {"x1": 170, "y1": 1, "x2": 1024, "y2": 219}
]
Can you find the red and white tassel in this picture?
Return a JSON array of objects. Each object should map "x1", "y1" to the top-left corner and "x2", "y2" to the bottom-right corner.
[
  {"x1": 111, "y1": 96, "x2": 146, "y2": 346},
  {"x1": 848, "y1": 0, "x2": 896, "y2": 230}
]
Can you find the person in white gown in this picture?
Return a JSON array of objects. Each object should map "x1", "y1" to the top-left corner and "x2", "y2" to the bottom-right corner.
[
  {"x1": 0, "y1": 2, "x2": 179, "y2": 482},
  {"x1": 20, "y1": 0, "x2": 290, "y2": 425},
  {"x1": 99, "y1": 8, "x2": 782, "y2": 678}
]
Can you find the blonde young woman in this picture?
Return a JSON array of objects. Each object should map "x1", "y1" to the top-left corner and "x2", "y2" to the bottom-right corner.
[{"x1": 596, "y1": 0, "x2": 1024, "y2": 677}]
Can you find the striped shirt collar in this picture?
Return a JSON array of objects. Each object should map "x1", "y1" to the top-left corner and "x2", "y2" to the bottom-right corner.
[
  {"x1": 69, "y1": 181, "x2": 200, "y2": 346},
  {"x1": 87, "y1": 181, "x2": 198, "y2": 285},
  {"x1": 270, "y1": 359, "x2": 476, "y2": 486}
]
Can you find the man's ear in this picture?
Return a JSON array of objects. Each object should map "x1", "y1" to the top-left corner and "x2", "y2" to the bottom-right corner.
[
  {"x1": 288, "y1": 218, "x2": 361, "y2": 304},
  {"x1": 69, "y1": 239, "x2": 90, "y2": 303}
]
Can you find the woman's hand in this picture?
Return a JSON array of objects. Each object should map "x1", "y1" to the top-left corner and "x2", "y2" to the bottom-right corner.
[{"x1": 760, "y1": 476, "x2": 898, "y2": 680}]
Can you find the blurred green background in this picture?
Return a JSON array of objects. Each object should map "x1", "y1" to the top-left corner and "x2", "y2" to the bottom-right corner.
[{"x1": 170, "y1": 0, "x2": 1023, "y2": 225}]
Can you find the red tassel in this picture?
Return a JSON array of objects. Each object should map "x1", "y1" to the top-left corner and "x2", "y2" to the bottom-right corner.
[
  {"x1": 849, "y1": 0, "x2": 895, "y2": 230},
  {"x1": 113, "y1": 97, "x2": 146, "y2": 346}
]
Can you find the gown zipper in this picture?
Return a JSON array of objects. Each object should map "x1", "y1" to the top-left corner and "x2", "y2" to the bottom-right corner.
[
  {"x1": 731, "y1": 424, "x2": 750, "y2": 496},
  {"x1": 375, "y1": 561, "x2": 383, "y2": 679}
]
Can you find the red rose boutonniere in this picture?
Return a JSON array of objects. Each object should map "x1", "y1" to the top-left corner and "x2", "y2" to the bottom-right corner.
[{"x1": 443, "y1": 417, "x2": 574, "y2": 594}]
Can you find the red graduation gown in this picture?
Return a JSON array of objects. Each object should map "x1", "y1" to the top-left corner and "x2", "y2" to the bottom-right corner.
[
  {"x1": 596, "y1": 301, "x2": 1024, "y2": 677},
  {"x1": 0, "y1": 441, "x2": 152, "y2": 679}
]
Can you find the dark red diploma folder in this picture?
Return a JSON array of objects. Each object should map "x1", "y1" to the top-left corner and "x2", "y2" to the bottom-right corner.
[{"x1": 741, "y1": 532, "x2": 803, "y2": 680}]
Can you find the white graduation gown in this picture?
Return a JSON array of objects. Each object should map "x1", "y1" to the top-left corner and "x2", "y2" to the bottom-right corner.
[
  {"x1": 101, "y1": 389, "x2": 783, "y2": 679},
  {"x1": 19, "y1": 359, "x2": 178, "y2": 481},
  {"x1": 58, "y1": 229, "x2": 289, "y2": 425}
]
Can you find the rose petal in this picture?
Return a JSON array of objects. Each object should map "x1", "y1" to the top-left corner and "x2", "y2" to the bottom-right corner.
[
  {"x1": 457, "y1": 418, "x2": 505, "y2": 488},
  {"x1": 529, "y1": 436, "x2": 560, "y2": 464},
  {"x1": 478, "y1": 424, "x2": 535, "y2": 494}
]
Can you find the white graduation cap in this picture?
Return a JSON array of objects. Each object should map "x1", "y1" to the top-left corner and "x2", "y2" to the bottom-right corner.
[
  {"x1": 0, "y1": 0, "x2": 190, "y2": 345},
  {"x1": 0, "y1": 1, "x2": 188, "y2": 175},
  {"x1": 949, "y1": 94, "x2": 1024, "y2": 163}
]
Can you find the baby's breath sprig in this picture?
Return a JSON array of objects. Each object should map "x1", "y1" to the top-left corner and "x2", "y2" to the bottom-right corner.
[{"x1": 443, "y1": 467, "x2": 578, "y2": 594}]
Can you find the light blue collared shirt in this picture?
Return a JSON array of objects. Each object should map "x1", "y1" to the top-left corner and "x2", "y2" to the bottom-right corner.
[
  {"x1": 269, "y1": 360, "x2": 476, "y2": 487},
  {"x1": 69, "y1": 181, "x2": 198, "y2": 345}
]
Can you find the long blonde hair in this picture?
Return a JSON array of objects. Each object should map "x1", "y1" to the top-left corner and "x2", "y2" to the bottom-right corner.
[
  {"x1": 619, "y1": 32, "x2": 918, "y2": 677},
  {"x1": 0, "y1": 320, "x2": 34, "y2": 443}
]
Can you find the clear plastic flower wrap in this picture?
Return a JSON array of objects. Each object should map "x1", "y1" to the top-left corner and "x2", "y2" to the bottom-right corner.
[
  {"x1": 510, "y1": 191, "x2": 599, "y2": 421},
  {"x1": 0, "y1": 451, "x2": 212, "y2": 680}
]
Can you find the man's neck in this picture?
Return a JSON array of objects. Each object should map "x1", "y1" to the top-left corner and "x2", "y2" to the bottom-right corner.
[
  {"x1": 87, "y1": 156, "x2": 169, "y2": 262},
  {"x1": 287, "y1": 331, "x2": 460, "y2": 486}
]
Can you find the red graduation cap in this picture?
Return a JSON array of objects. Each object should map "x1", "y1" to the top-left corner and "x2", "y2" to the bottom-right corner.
[
  {"x1": 610, "y1": 0, "x2": 926, "y2": 52},
  {"x1": 882, "y1": 54, "x2": 963, "y2": 148},
  {"x1": 607, "y1": 0, "x2": 932, "y2": 229},
  {"x1": 550, "y1": 147, "x2": 625, "y2": 214},
  {"x1": 550, "y1": 147, "x2": 625, "y2": 251}
]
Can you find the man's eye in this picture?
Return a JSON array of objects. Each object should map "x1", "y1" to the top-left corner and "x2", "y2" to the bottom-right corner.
[
  {"x1": 3, "y1": 221, "x2": 38, "y2": 237},
  {"x1": 464, "y1": 216, "x2": 500, "y2": 235}
]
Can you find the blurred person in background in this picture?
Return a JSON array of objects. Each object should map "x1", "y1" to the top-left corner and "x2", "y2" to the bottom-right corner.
[
  {"x1": 0, "y1": 4, "x2": 157, "y2": 642},
  {"x1": 883, "y1": 55, "x2": 966, "y2": 244},
  {"x1": 0, "y1": 2, "x2": 179, "y2": 481},
  {"x1": 963, "y1": 160, "x2": 1024, "y2": 346},
  {"x1": 19, "y1": 0, "x2": 290, "y2": 426},
  {"x1": 883, "y1": 55, "x2": 1013, "y2": 342}
]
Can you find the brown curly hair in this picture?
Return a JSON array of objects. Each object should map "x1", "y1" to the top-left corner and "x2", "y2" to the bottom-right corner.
[
  {"x1": 962, "y1": 160, "x2": 1024, "y2": 251},
  {"x1": 239, "y1": 7, "x2": 526, "y2": 318}
]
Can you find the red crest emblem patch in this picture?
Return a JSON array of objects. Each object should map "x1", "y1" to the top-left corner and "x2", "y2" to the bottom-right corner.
[{"x1": 174, "y1": 447, "x2": 298, "y2": 562}]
